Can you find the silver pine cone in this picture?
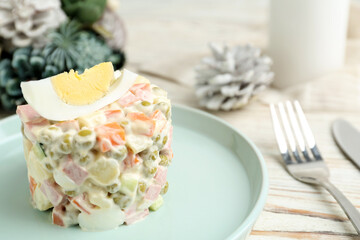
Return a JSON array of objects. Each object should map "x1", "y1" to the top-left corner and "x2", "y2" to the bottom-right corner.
[
  {"x1": 0, "y1": 0, "x2": 66, "y2": 49},
  {"x1": 195, "y1": 43, "x2": 274, "y2": 111}
]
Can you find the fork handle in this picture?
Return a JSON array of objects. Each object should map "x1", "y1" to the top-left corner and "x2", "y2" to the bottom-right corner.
[{"x1": 320, "y1": 180, "x2": 360, "y2": 235}]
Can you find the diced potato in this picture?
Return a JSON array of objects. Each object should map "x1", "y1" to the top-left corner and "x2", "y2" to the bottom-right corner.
[
  {"x1": 126, "y1": 135, "x2": 153, "y2": 154},
  {"x1": 78, "y1": 205, "x2": 125, "y2": 231},
  {"x1": 88, "y1": 190, "x2": 113, "y2": 209},
  {"x1": 78, "y1": 112, "x2": 107, "y2": 128},
  {"x1": 53, "y1": 169, "x2": 77, "y2": 191},
  {"x1": 89, "y1": 157, "x2": 120, "y2": 185}
]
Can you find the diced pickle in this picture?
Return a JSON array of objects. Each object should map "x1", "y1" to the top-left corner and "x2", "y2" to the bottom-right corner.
[
  {"x1": 32, "y1": 142, "x2": 46, "y2": 160},
  {"x1": 120, "y1": 175, "x2": 138, "y2": 194},
  {"x1": 161, "y1": 181, "x2": 169, "y2": 195},
  {"x1": 149, "y1": 195, "x2": 164, "y2": 211},
  {"x1": 154, "y1": 135, "x2": 161, "y2": 142}
]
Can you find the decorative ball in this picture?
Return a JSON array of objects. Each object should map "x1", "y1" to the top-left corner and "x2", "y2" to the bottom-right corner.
[
  {"x1": 195, "y1": 43, "x2": 274, "y2": 111},
  {"x1": 61, "y1": 0, "x2": 107, "y2": 25}
]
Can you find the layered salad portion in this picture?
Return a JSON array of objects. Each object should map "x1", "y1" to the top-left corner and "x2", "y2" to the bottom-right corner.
[{"x1": 16, "y1": 62, "x2": 173, "y2": 231}]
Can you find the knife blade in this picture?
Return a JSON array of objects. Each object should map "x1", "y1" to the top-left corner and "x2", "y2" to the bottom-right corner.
[{"x1": 332, "y1": 119, "x2": 360, "y2": 169}]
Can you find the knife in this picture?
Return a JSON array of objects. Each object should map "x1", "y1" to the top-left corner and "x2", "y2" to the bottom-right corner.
[{"x1": 332, "y1": 119, "x2": 360, "y2": 169}]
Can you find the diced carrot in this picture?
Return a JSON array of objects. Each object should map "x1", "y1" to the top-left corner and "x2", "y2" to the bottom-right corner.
[
  {"x1": 129, "y1": 83, "x2": 153, "y2": 101},
  {"x1": 127, "y1": 112, "x2": 156, "y2": 137},
  {"x1": 105, "y1": 109, "x2": 122, "y2": 116},
  {"x1": 134, "y1": 156, "x2": 140, "y2": 164},
  {"x1": 129, "y1": 83, "x2": 150, "y2": 94},
  {"x1": 29, "y1": 176, "x2": 37, "y2": 196},
  {"x1": 151, "y1": 110, "x2": 167, "y2": 133},
  {"x1": 96, "y1": 122, "x2": 126, "y2": 152},
  {"x1": 127, "y1": 112, "x2": 151, "y2": 121},
  {"x1": 104, "y1": 109, "x2": 123, "y2": 121}
]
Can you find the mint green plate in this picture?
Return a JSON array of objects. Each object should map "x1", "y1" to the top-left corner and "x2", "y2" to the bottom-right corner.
[{"x1": 0, "y1": 104, "x2": 268, "y2": 240}]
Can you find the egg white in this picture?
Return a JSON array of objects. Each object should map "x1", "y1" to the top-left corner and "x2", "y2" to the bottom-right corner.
[{"x1": 21, "y1": 69, "x2": 137, "y2": 121}]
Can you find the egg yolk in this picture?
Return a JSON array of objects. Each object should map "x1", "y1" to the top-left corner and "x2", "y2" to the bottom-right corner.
[{"x1": 51, "y1": 62, "x2": 114, "y2": 105}]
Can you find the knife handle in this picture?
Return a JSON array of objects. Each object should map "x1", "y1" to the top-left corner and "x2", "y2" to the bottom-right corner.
[{"x1": 320, "y1": 180, "x2": 360, "y2": 235}]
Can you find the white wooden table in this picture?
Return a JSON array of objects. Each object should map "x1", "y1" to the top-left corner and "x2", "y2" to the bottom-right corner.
[{"x1": 119, "y1": 0, "x2": 360, "y2": 239}]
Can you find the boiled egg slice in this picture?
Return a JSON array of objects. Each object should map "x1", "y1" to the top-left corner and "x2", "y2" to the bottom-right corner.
[{"x1": 21, "y1": 63, "x2": 137, "y2": 121}]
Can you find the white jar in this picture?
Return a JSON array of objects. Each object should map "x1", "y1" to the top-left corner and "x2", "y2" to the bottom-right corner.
[{"x1": 268, "y1": 0, "x2": 350, "y2": 88}]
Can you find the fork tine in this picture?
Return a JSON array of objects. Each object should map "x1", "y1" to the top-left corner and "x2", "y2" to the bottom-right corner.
[
  {"x1": 270, "y1": 104, "x2": 292, "y2": 165},
  {"x1": 293, "y1": 100, "x2": 323, "y2": 160},
  {"x1": 278, "y1": 102, "x2": 302, "y2": 163},
  {"x1": 285, "y1": 101, "x2": 312, "y2": 162}
]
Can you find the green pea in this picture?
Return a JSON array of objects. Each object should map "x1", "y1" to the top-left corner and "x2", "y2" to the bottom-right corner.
[
  {"x1": 148, "y1": 167, "x2": 157, "y2": 175},
  {"x1": 141, "y1": 101, "x2": 151, "y2": 106},
  {"x1": 45, "y1": 163, "x2": 53, "y2": 171},
  {"x1": 113, "y1": 194, "x2": 131, "y2": 209},
  {"x1": 161, "y1": 181, "x2": 169, "y2": 195},
  {"x1": 159, "y1": 155, "x2": 169, "y2": 166},
  {"x1": 162, "y1": 136, "x2": 168, "y2": 145},
  {"x1": 107, "y1": 183, "x2": 120, "y2": 193},
  {"x1": 65, "y1": 190, "x2": 76, "y2": 197},
  {"x1": 79, "y1": 155, "x2": 89, "y2": 164},
  {"x1": 78, "y1": 129, "x2": 92, "y2": 137},
  {"x1": 59, "y1": 133, "x2": 72, "y2": 153},
  {"x1": 138, "y1": 182, "x2": 146, "y2": 193}
]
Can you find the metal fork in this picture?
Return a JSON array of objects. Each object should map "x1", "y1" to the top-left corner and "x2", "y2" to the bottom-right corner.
[{"x1": 270, "y1": 100, "x2": 360, "y2": 235}]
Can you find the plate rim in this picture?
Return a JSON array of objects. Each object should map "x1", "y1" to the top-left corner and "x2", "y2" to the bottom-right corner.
[
  {"x1": 0, "y1": 104, "x2": 268, "y2": 239},
  {"x1": 172, "y1": 104, "x2": 268, "y2": 239}
]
